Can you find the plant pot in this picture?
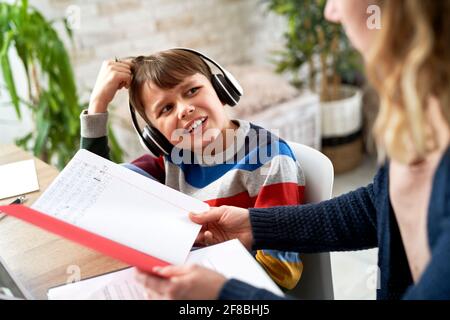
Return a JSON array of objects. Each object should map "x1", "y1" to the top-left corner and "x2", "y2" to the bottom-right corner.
[{"x1": 320, "y1": 85, "x2": 364, "y2": 174}]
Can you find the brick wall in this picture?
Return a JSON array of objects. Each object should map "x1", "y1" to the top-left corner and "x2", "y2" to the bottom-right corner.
[
  {"x1": 30, "y1": 0, "x2": 287, "y2": 102},
  {"x1": 15, "y1": 0, "x2": 288, "y2": 159}
]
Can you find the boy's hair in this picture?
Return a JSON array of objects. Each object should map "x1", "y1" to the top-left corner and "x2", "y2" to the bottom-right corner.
[{"x1": 129, "y1": 49, "x2": 213, "y2": 124}]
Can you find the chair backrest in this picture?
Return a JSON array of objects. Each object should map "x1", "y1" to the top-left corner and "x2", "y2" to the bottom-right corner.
[
  {"x1": 287, "y1": 142, "x2": 335, "y2": 300},
  {"x1": 288, "y1": 143, "x2": 334, "y2": 203}
]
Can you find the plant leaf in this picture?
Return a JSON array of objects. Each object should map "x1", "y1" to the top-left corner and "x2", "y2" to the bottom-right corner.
[{"x1": 0, "y1": 30, "x2": 21, "y2": 118}]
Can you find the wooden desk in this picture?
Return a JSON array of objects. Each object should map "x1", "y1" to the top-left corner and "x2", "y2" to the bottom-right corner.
[{"x1": 0, "y1": 145, "x2": 127, "y2": 299}]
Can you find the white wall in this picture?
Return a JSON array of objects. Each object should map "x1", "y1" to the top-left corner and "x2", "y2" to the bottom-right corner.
[
  {"x1": 30, "y1": 0, "x2": 286, "y2": 103},
  {"x1": 0, "y1": 47, "x2": 34, "y2": 145},
  {"x1": 2, "y1": 0, "x2": 287, "y2": 144}
]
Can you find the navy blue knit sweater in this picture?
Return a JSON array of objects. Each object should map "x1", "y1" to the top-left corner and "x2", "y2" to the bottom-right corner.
[{"x1": 219, "y1": 147, "x2": 450, "y2": 300}]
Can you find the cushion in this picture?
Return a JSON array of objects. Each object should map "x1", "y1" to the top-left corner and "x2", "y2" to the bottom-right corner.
[{"x1": 226, "y1": 64, "x2": 300, "y2": 118}]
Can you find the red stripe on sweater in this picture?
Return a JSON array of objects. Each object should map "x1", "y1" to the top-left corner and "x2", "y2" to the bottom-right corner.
[
  {"x1": 255, "y1": 183, "x2": 305, "y2": 208},
  {"x1": 205, "y1": 183, "x2": 305, "y2": 208}
]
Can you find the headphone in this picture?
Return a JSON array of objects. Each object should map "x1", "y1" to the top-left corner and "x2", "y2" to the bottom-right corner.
[{"x1": 129, "y1": 47, "x2": 244, "y2": 157}]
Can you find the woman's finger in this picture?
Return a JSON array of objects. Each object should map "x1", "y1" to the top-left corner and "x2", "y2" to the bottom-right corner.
[
  {"x1": 135, "y1": 269, "x2": 147, "y2": 284},
  {"x1": 189, "y1": 207, "x2": 224, "y2": 225},
  {"x1": 153, "y1": 265, "x2": 191, "y2": 277},
  {"x1": 193, "y1": 230, "x2": 206, "y2": 247},
  {"x1": 141, "y1": 273, "x2": 170, "y2": 294},
  {"x1": 204, "y1": 230, "x2": 219, "y2": 246}
]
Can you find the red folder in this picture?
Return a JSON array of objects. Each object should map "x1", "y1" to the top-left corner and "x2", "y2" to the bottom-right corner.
[{"x1": 0, "y1": 205, "x2": 170, "y2": 274}]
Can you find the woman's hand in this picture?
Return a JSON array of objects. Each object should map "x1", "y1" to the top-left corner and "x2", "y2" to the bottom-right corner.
[
  {"x1": 88, "y1": 59, "x2": 133, "y2": 114},
  {"x1": 135, "y1": 265, "x2": 227, "y2": 300},
  {"x1": 190, "y1": 206, "x2": 253, "y2": 250}
]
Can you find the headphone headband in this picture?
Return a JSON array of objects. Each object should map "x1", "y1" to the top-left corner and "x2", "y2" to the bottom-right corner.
[{"x1": 171, "y1": 47, "x2": 244, "y2": 96}]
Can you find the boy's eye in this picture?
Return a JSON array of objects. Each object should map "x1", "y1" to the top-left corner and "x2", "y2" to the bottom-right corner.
[
  {"x1": 160, "y1": 104, "x2": 173, "y2": 115},
  {"x1": 187, "y1": 87, "x2": 200, "y2": 96}
]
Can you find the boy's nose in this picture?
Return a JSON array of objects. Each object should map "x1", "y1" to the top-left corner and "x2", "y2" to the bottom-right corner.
[{"x1": 178, "y1": 104, "x2": 195, "y2": 120}]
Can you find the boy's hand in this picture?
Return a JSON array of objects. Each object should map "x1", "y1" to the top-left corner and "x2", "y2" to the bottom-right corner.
[
  {"x1": 135, "y1": 265, "x2": 227, "y2": 300},
  {"x1": 88, "y1": 59, "x2": 133, "y2": 114},
  {"x1": 190, "y1": 206, "x2": 254, "y2": 251}
]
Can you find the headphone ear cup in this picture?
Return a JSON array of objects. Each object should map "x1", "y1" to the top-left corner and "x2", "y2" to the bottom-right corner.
[
  {"x1": 142, "y1": 125, "x2": 173, "y2": 156},
  {"x1": 212, "y1": 74, "x2": 241, "y2": 107}
]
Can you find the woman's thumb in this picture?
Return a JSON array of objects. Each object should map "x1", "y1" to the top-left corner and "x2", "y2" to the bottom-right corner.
[{"x1": 189, "y1": 207, "x2": 223, "y2": 224}]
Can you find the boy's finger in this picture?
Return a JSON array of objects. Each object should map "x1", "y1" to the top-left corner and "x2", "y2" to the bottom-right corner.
[
  {"x1": 117, "y1": 59, "x2": 134, "y2": 67},
  {"x1": 124, "y1": 77, "x2": 132, "y2": 89},
  {"x1": 114, "y1": 61, "x2": 133, "y2": 69},
  {"x1": 114, "y1": 63, "x2": 133, "y2": 72},
  {"x1": 111, "y1": 65, "x2": 132, "y2": 74},
  {"x1": 118, "y1": 79, "x2": 132, "y2": 90},
  {"x1": 115, "y1": 72, "x2": 132, "y2": 86}
]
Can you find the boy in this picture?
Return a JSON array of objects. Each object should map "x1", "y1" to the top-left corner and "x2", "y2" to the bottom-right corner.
[{"x1": 80, "y1": 49, "x2": 305, "y2": 290}]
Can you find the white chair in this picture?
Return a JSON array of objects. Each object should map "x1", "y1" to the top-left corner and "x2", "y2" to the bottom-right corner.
[{"x1": 287, "y1": 142, "x2": 335, "y2": 300}]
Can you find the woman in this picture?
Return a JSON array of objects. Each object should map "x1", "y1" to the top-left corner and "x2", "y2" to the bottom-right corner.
[{"x1": 136, "y1": 0, "x2": 450, "y2": 300}]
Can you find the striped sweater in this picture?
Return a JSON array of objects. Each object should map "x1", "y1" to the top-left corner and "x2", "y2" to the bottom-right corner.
[{"x1": 80, "y1": 111, "x2": 306, "y2": 289}]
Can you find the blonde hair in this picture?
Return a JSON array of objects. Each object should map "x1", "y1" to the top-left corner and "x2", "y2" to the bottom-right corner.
[
  {"x1": 366, "y1": 0, "x2": 450, "y2": 164},
  {"x1": 128, "y1": 49, "x2": 212, "y2": 123}
]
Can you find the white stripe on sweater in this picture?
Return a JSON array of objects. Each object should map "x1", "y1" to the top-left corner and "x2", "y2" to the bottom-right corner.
[{"x1": 164, "y1": 154, "x2": 305, "y2": 201}]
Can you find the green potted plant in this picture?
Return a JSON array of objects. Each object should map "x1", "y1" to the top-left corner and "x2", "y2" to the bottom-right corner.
[
  {"x1": 0, "y1": 0, "x2": 123, "y2": 169},
  {"x1": 267, "y1": 0, "x2": 365, "y2": 173}
]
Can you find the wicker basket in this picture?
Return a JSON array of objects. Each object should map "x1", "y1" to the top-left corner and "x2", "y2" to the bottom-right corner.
[{"x1": 322, "y1": 134, "x2": 364, "y2": 174}]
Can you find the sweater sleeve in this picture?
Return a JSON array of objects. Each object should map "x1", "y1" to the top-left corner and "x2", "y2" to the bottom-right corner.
[
  {"x1": 218, "y1": 279, "x2": 288, "y2": 300},
  {"x1": 79, "y1": 110, "x2": 111, "y2": 159},
  {"x1": 218, "y1": 182, "x2": 380, "y2": 300},
  {"x1": 249, "y1": 182, "x2": 379, "y2": 254}
]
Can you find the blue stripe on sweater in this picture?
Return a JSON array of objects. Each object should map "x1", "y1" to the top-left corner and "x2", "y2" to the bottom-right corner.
[{"x1": 167, "y1": 140, "x2": 296, "y2": 189}]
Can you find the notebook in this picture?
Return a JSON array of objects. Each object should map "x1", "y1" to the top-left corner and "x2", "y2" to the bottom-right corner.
[{"x1": 0, "y1": 149, "x2": 209, "y2": 273}]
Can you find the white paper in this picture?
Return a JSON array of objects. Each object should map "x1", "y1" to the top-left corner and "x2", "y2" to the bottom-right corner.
[
  {"x1": 32, "y1": 149, "x2": 209, "y2": 265},
  {"x1": 186, "y1": 240, "x2": 284, "y2": 296},
  {"x1": 47, "y1": 240, "x2": 284, "y2": 300},
  {"x1": 0, "y1": 159, "x2": 39, "y2": 200},
  {"x1": 47, "y1": 268, "x2": 146, "y2": 300}
]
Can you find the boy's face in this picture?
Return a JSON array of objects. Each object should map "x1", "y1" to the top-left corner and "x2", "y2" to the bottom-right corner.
[{"x1": 140, "y1": 73, "x2": 232, "y2": 152}]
